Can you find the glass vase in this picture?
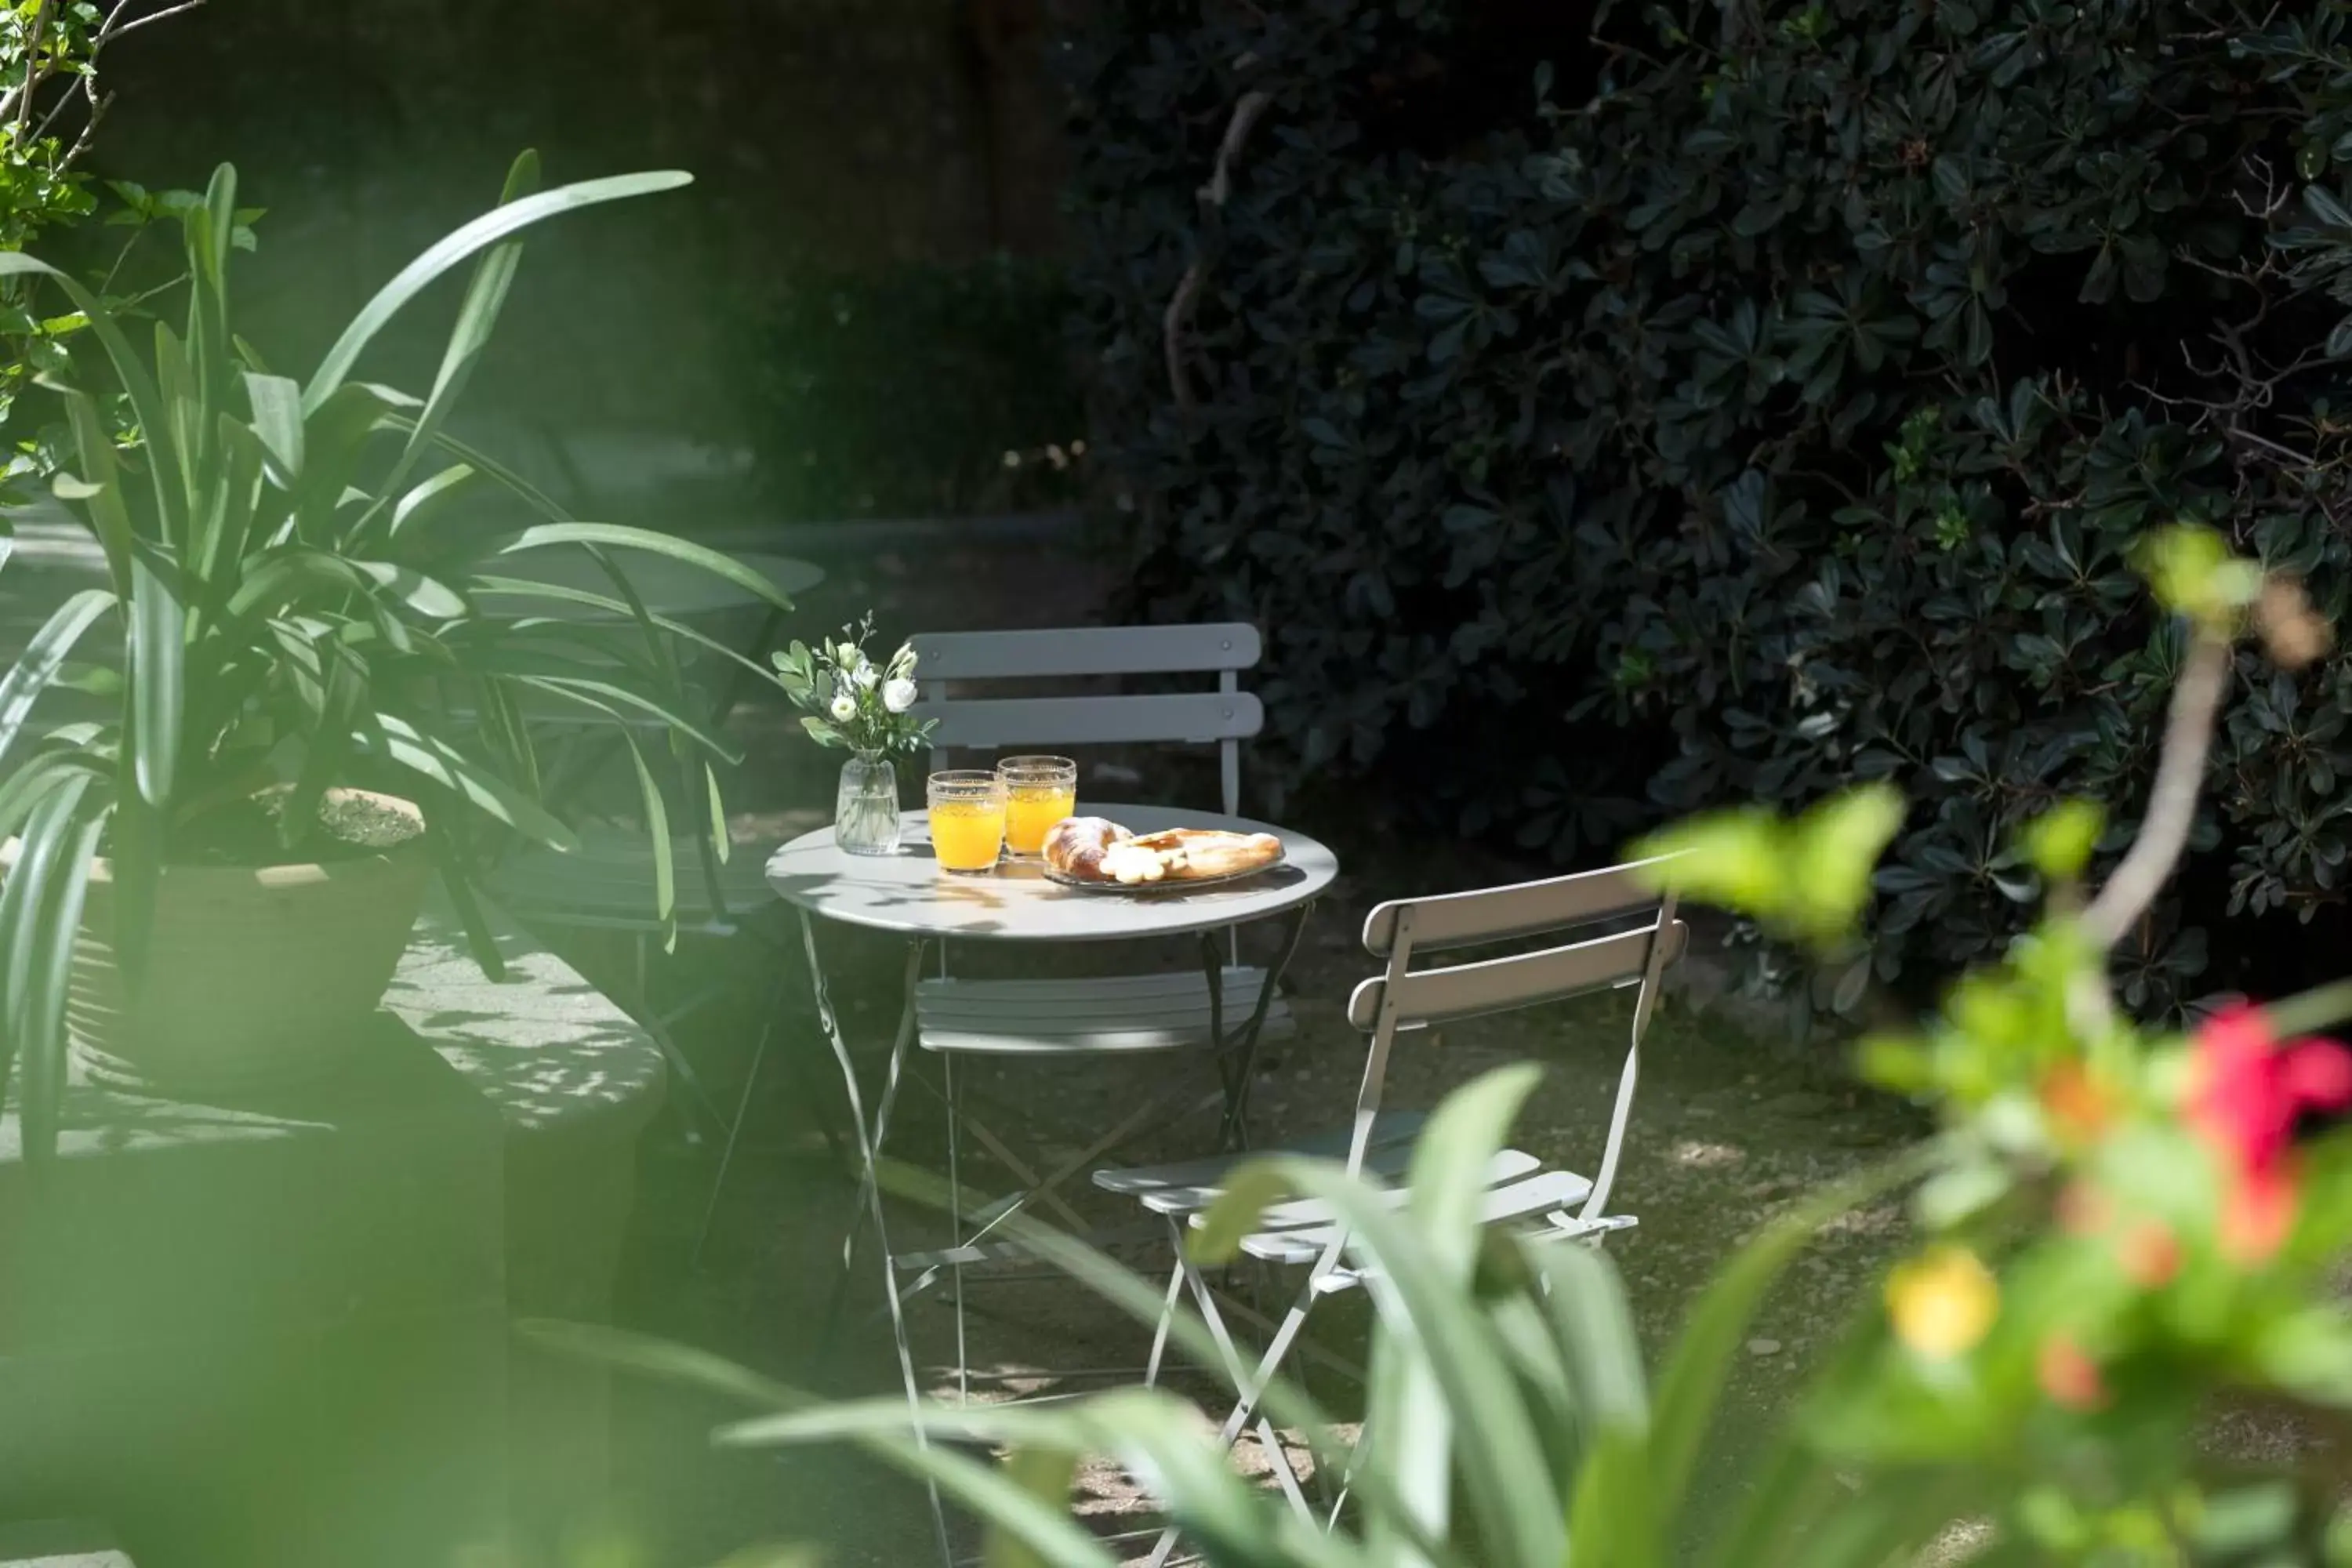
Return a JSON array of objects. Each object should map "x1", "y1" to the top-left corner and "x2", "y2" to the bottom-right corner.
[{"x1": 835, "y1": 751, "x2": 902, "y2": 856}]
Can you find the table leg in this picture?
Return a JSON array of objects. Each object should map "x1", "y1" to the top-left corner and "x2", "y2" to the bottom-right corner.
[
  {"x1": 1212, "y1": 900, "x2": 1316, "y2": 1151},
  {"x1": 1198, "y1": 933, "x2": 1234, "y2": 1116},
  {"x1": 797, "y1": 911, "x2": 953, "y2": 1568}
]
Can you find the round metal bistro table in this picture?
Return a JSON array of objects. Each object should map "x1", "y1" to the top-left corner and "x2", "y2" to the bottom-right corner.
[{"x1": 765, "y1": 803, "x2": 1335, "y2": 1566}]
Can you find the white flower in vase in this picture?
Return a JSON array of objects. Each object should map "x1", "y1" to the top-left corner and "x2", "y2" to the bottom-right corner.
[
  {"x1": 829, "y1": 692, "x2": 858, "y2": 723},
  {"x1": 855, "y1": 662, "x2": 880, "y2": 688},
  {"x1": 883, "y1": 677, "x2": 917, "y2": 713}
]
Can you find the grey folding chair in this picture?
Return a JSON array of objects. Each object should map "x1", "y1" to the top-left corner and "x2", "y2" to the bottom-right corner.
[
  {"x1": 908, "y1": 622, "x2": 1282, "y2": 1071},
  {"x1": 827, "y1": 624, "x2": 1301, "y2": 1545},
  {"x1": 906, "y1": 620, "x2": 1290, "y2": 1242},
  {"x1": 1094, "y1": 853, "x2": 1686, "y2": 1564}
]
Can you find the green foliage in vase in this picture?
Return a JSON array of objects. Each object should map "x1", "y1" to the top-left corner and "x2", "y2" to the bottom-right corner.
[
  {"x1": 0, "y1": 151, "x2": 790, "y2": 1158},
  {"x1": 1058, "y1": 0, "x2": 2352, "y2": 1015},
  {"x1": 771, "y1": 613, "x2": 935, "y2": 757}
]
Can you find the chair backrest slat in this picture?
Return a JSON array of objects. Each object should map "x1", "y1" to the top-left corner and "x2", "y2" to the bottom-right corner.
[
  {"x1": 910, "y1": 623, "x2": 1264, "y2": 819},
  {"x1": 1346, "y1": 918, "x2": 1688, "y2": 1030},
  {"x1": 911, "y1": 623, "x2": 1260, "y2": 681},
  {"x1": 1360, "y1": 855, "x2": 1676, "y2": 956},
  {"x1": 913, "y1": 691, "x2": 1263, "y2": 752},
  {"x1": 1333, "y1": 852, "x2": 1688, "y2": 1231}
]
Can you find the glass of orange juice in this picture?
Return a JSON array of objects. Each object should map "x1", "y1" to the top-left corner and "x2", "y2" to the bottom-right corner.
[
  {"x1": 927, "y1": 771, "x2": 1007, "y2": 874},
  {"x1": 996, "y1": 755, "x2": 1077, "y2": 858}
]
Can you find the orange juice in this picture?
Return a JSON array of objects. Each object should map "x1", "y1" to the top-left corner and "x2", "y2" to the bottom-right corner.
[
  {"x1": 1004, "y1": 785, "x2": 1077, "y2": 856},
  {"x1": 931, "y1": 800, "x2": 1006, "y2": 873}
]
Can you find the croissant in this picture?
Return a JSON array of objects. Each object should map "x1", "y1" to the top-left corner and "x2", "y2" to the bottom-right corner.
[
  {"x1": 1044, "y1": 818, "x2": 1283, "y2": 885},
  {"x1": 1043, "y1": 816, "x2": 1134, "y2": 881}
]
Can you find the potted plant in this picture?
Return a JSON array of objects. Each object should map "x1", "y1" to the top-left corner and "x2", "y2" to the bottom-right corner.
[
  {"x1": 0, "y1": 153, "x2": 789, "y2": 1149},
  {"x1": 771, "y1": 616, "x2": 931, "y2": 854}
]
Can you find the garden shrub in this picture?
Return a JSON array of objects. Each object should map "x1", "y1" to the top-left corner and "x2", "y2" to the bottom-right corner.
[
  {"x1": 1059, "y1": 0, "x2": 2352, "y2": 1012},
  {"x1": 724, "y1": 257, "x2": 1089, "y2": 520}
]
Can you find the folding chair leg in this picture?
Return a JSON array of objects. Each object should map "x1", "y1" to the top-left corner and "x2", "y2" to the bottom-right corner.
[
  {"x1": 1144, "y1": 1250, "x2": 1185, "y2": 1389},
  {"x1": 946, "y1": 1051, "x2": 970, "y2": 1408},
  {"x1": 691, "y1": 970, "x2": 787, "y2": 1269},
  {"x1": 1145, "y1": 1254, "x2": 1328, "y2": 1567}
]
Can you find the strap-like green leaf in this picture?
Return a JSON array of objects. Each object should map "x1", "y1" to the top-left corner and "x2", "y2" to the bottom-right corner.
[
  {"x1": 129, "y1": 554, "x2": 185, "y2": 806},
  {"x1": 467, "y1": 574, "x2": 778, "y2": 684},
  {"x1": 108, "y1": 782, "x2": 164, "y2": 996},
  {"x1": 365, "y1": 150, "x2": 543, "y2": 522},
  {"x1": 983, "y1": 1446, "x2": 1080, "y2": 1568},
  {"x1": 59, "y1": 388, "x2": 136, "y2": 587},
  {"x1": 420, "y1": 797, "x2": 508, "y2": 983},
  {"x1": 304, "y1": 170, "x2": 691, "y2": 413},
  {"x1": 361, "y1": 712, "x2": 578, "y2": 852},
  {"x1": 245, "y1": 371, "x2": 306, "y2": 483},
  {"x1": 0, "y1": 587, "x2": 117, "y2": 775},
  {"x1": 281, "y1": 645, "x2": 365, "y2": 851},
  {"x1": 0, "y1": 772, "x2": 100, "y2": 1161},
  {"x1": 23, "y1": 793, "x2": 110, "y2": 1160},
  {"x1": 620, "y1": 732, "x2": 677, "y2": 949},
  {"x1": 498, "y1": 523, "x2": 794, "y2": 612},
  {"x1": 1195, "y1": 1144, "x2": 1565, "y2": 1568},
  {"x1": 389, "y1": 463, "x2": 478, "y2": 538},
  {"x1": 227, "y1": 548, "x2": 468, "y2": 622},
  {"x1": 499, "y1": 671, "x2": 741, "y2": 764}
]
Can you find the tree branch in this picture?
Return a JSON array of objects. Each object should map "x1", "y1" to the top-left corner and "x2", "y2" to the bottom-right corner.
[
  {"x1": 100, "y1": 0, "x2": 205, "y2": 44},
  {"x1": 1164, "y1": 88, "x2": 1272, "y2": 414},
  {"x1": 2082, "y1": 630, "x2": 2233, "y2": 949}
]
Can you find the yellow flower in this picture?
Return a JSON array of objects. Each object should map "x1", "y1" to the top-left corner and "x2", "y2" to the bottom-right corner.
[{"x1": 1886, "y1": 1246, "x2": 1999, "y2": 1359}]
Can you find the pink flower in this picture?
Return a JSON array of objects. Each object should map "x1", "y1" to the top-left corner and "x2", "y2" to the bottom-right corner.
[{"x1": 2187, "y1": 1004, "x2": 2352, "y2": 1262}]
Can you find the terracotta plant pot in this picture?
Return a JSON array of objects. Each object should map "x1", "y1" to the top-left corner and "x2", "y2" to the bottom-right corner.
[{"x1": 20, "y1": 789, "x2": 434, "y2": 1097}]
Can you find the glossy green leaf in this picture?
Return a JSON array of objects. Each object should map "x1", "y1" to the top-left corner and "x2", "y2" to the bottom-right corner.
[
  {"x1": 245, "y1": 371, "x2": 306, "y2": 483},
  {"x1": 0, "y1": 587, "x2": 115, "y2": 774},
  {"x1": 0, "y1": 772, "x2": 98, "y2": 1159},
  {"x1": 622, "y1": 733, "x2": 677, "y2": 949},
  {"x1": 57, "y1": 387, "x2": 135, "y2": 586},
  {"x1": 497, "y1": 524, "x2": 794, "y2": 612},
  {"x1": 305, "y1": 170, "x2": 692, "y2": 412},
  {"x1": 370, "y1": 150, "x2": 542, "y2": 513},
  {"x1": 983, "y1": 1446, "x2": 1080, "y2": 1568},
  {"x1": 388, "y1": 463, "x2": 478, "y2": 538},
  {"x1": 1194, "y1": 1145, "x2": 1563, "y2": 1568},
  {"x1": 360, "y1": 712, "x2": 578, "y2": 852}
]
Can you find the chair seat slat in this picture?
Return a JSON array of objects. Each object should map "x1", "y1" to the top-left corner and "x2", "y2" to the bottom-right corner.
[
  {"x1": 1091, "y1": 1112, "x2": 1429, "y2": 1199},
  {"x1": 920, "y1": 1006, "x2": 1293, "y2": 1057},
  {"x1": 918, "y1": 967, "x2": 1272, "y2": 1025},
  {"x1": 1238, "y1": 1166, "x2": 1595, "y2": 1264}
]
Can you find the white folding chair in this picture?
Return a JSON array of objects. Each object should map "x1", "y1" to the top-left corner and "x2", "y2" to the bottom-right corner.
[{"x1": 1094, "y1": 854, "x2": 1686, "y2": 1564}]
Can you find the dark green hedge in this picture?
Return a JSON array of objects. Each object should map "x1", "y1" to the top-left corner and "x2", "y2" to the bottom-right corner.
[
  {"x1": 724, "y1": 258, "x2": 1088, "y2": 520},
  {"x1": 1062, "y1": 0, "x2": 2352, "y2": 1011}
]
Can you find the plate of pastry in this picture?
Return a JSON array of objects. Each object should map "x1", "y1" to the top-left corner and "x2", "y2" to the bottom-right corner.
[{"x1": 1040, "y1": 816, "x2": 1287, "y2": 891}]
